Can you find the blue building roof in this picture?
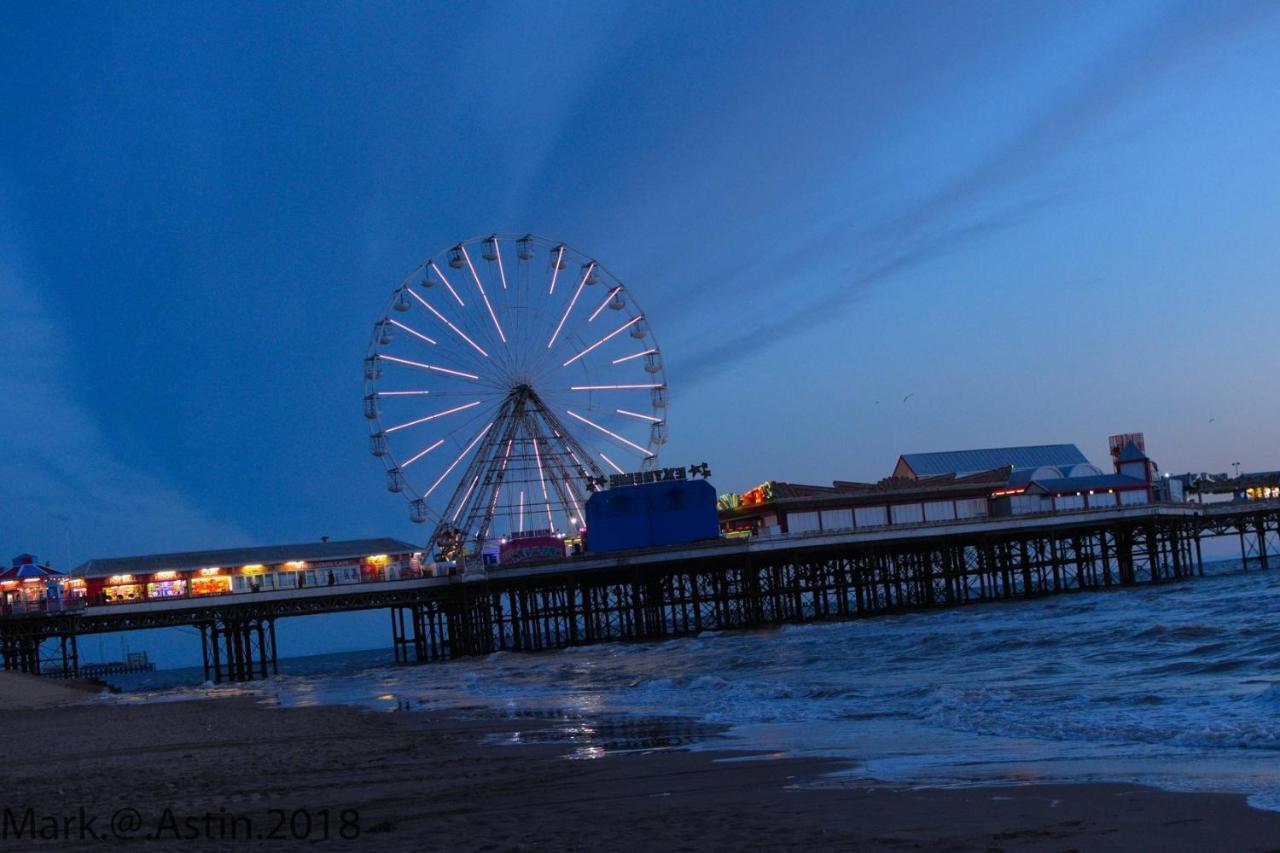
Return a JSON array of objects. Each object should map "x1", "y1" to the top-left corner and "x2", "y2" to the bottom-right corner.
[
  {"x1": 1025, "y1": 474, "x2": 1149, "y2": 494},
  {"x1": 899, "y1": 444, "x2": 1088, "y2": 478}
]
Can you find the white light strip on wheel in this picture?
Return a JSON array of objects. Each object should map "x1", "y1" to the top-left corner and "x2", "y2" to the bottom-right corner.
[
  {"x1": 461, "y1": 245, "x2": 507, "y2": 344},
  {"x1": 518, "y1": 489, "x2": 525, "y2": 532},
  {"x1": 387, "y1": 318, "x2": 437, "y2": 346},
  {"x1": 616, "y1": 408, "x2": 662, "y2": 423},
  {"x1": 587, "y1": 287, "x2": 621, "y2": 323},
  {"x1": 548, "y1": 245, "x2": 565, "y2": 295},
  {"x1": 407, "y1": 289, "x2": 489, "y2": 358},
  {"x1": 562, "y1": 316, "x2": 643, "y2": 367},
  {"x1": 599, "y1": 452, "x2": 625, "y2": 475},
  {"x1": 611, "y1": 348, "x2": 657, "y2": 365},
  {"x1": 379, "y1": 353, "x2": 481, "y2": 380},
  {"x1": 402, "y1": 439, "x2": 445, "y2": 469},
  {"x1": 452, "y1": 475, "x2": 480, "y2": 522},
  {"x1": 428, "y1": 261, "x2": 465, "y2": 308},
  {"x1": 493, "y1": 238, "x2": 508, "y2": 290},
  {"x1": 384, "y1": 400, "x2": 483, "y2": 434},
  {"x1": 377, "y1": 390, "x2": 432, "y2": 397},
  {"x1": 571, "y1": 383, "x2": 664, "y2": 391},
  {"x1": 533, "y1": 437, "x2": 554, "y2": 529},
  {"x1": 546, "y1": 263, "x2": 593, "y2": 348},
  {"x1": 487, "y1": 438, "x2": 515, "y2": 519},
  {"x1": 566, "y1": 480, "x2": 583, "y2": 525},
  {"x1": 425, "y1": 422, "x2": 494, "y2": 498},
  {"x1": 566, "y1": 410, "x2": 653, "y2": 457}
]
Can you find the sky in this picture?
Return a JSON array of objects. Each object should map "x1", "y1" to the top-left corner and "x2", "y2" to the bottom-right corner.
[{"x1": 2, "y1": 1, "x2": 1279, "y2": 664}]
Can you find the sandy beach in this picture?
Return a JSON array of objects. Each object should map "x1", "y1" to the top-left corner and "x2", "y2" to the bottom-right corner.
[{"x1": 0, "y1": 676, "x2": 1274, "y2": 852}]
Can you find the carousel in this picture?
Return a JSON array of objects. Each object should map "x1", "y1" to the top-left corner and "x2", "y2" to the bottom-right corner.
[{"x1": 0, "y1": 554, "x2": 85, "y2": 616}]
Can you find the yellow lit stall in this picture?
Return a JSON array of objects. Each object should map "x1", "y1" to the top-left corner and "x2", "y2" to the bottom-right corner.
[
  {"x1": 191, "y1": 567, "x2": 232, "y2": 596},
  {"x1": 103, "y1": 574, "x2": 144, "y2": 603}
]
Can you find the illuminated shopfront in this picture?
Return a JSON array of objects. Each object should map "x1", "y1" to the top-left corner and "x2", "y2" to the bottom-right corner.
[
  {"x1": 145, "y1": 570, "x2": 187, "y2": 599},
  {"x1": 191, "y1": 567, "x2": 232, "y2": 596},
  {"x1": 103, "y1": 574, "x2": 144, "y2": 603}
]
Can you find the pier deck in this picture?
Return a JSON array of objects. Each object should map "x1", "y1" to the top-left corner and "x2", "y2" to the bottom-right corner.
[{"x1": 3, "y1": 500, "x2": 1277, "y2": 681}]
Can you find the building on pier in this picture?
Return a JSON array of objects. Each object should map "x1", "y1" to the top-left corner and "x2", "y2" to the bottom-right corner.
[
  {"x1": 719, "y1": 438, "x2": 1158, "y2": 537},
  {"x1": 72, "y1": 538, "x2": 423, "y2": 605}
]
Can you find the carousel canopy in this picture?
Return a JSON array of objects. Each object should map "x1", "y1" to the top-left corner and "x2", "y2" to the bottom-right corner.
[{"x1": 2, "y1": 556, "x2": 65, "y2": 582}]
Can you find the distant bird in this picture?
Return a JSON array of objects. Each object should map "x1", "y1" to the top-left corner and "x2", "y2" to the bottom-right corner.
[
  {"x1": 1209, "y1": 417, "x2": 1216, "y2": 423},
  {"x1": 902, "y1": 393, "x2": 914, "y2": 403}
]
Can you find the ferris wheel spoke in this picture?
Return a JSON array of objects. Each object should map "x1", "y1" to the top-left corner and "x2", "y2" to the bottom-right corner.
[
  {"x1": 459, "y1": 245, "x2": 507, "y2": 345},
  {"x1": 561, "y1": 315, "x2": 644, "y2": 367},
  {"x1": 587, "y1": 286, "x2": 622, "y2": 323},
  {"x1": 402, "y1": 438, "x2": 446, "y2": 469},
  {"x1": 488, "y1": 235, "x2": 509, "y2": 291},
  {"x1": 611, "y1": 348, "x2": 657, "y2": 365},
  {"x1": 427, "y1": 261, "x2": 466, "y2": 308},
  {"x1": 546, "y1": 262, "x2": 595, "y2": 350},
  {"x1": 616, "y1": 408, "x2": 663, "y2": 423},
  {"x1": 385, "y1": 318, "x2": 438, "y2": 347},
  {"x1": 383, "y1": 400, "x2": 484, "y2": 434},
  {"x1": 565, "y1": 410, "x2": 654, "y2": 458},
  {"x1": 407, "y1": 288, "x2": 489, "y2": 359},
  {"x1": 570, "y1": 383, "x2": 664, "y2": 391},
  {"x1": 599, "y1": 452, "x2": 626, "y2": 475},
  {"x1": 379, "y1": 353, "x2": 481, "y2": 381},
  {"x1": 547, "y1": 244, "x2": 566, "y2": 295}
]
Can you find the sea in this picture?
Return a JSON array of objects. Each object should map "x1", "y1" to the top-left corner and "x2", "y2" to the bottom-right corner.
[{"x1": 103, "y1": 558, "x2": 1280, "y2": 810}]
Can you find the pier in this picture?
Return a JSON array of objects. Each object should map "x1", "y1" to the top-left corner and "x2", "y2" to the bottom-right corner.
[{"x1": 3, "y1": 499, "x2": 1277, "y2": 682}]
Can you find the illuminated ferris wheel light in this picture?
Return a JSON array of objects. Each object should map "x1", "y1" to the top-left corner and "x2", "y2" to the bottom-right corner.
[
  {"x1": 548, "y1": 244, "x2": 566, "y2": 295},
  {"x1": 378, "y1": 353, "x2": 480, "y2": 381},
  {"x1": 588, "y1": 287, "x2": 622, "y2": 323},
  {"x1": 407, "y1": 288, "x2": 489, "y2": 358},
  {"x1": 562, "y1": 315, "x2": 644, "y2": 367},
  {"x1": 402, "y1": 438, "x2": 446, "y2": 469},
  {"x1": 384, "y1": 400, "x2": 483, "y2": 434},
  {"x1": 386, "y1": 318, "x2": 438, "y2": 346},
  {"x1": 426, "y1": 261, "x2": 466, "y2": 308},
  {"x1": 566, "y1": 410, "x2": 654, "y2": 457},
  {"x1": 570, "y1": 383, "x2": 664, "y2": 391},
  {"x1": 611, "y1": 348, "x2": 657, "y2": 365},
  {"x1": 616, "y1": 408, "x2": 662, "y2": 423}
]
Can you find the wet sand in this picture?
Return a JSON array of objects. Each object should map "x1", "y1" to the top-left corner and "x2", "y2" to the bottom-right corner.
[{"x1": 5, "y1": 694, "x2": 1280, "y2": 851}]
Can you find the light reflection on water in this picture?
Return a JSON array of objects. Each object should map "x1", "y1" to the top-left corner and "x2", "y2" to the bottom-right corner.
[{"x1": 107, "y1": 561, "x2": 1280, "y2": 810}]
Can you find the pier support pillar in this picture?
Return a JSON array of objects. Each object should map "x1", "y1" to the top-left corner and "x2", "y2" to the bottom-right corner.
[
  {"x1": 201, "y1": 615, "x2": 278, "y2": 683},
  {"x1": 0, "y1": 628, "x2": 41, "y2": 674},
  {"x1": 390, "y1": 604, "x2": 428, "y2": 663}
]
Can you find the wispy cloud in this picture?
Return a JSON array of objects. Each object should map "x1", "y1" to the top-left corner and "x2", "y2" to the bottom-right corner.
[
  {"x1": 0, "y1": 218, "x2": 253, "y2": 566},
  {"x1": 675, "y1": 0, "x2": 1280, "y2": 386}
]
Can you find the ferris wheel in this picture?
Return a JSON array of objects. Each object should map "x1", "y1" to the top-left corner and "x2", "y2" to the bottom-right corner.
[{"x1": 364, "y1": 234, "x2": 668, "y2": 556}]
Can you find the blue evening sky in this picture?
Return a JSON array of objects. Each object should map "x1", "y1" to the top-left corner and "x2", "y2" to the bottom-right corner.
[{"x1": 3, "y1": 2, "x2": 1278, "y2": 663}]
